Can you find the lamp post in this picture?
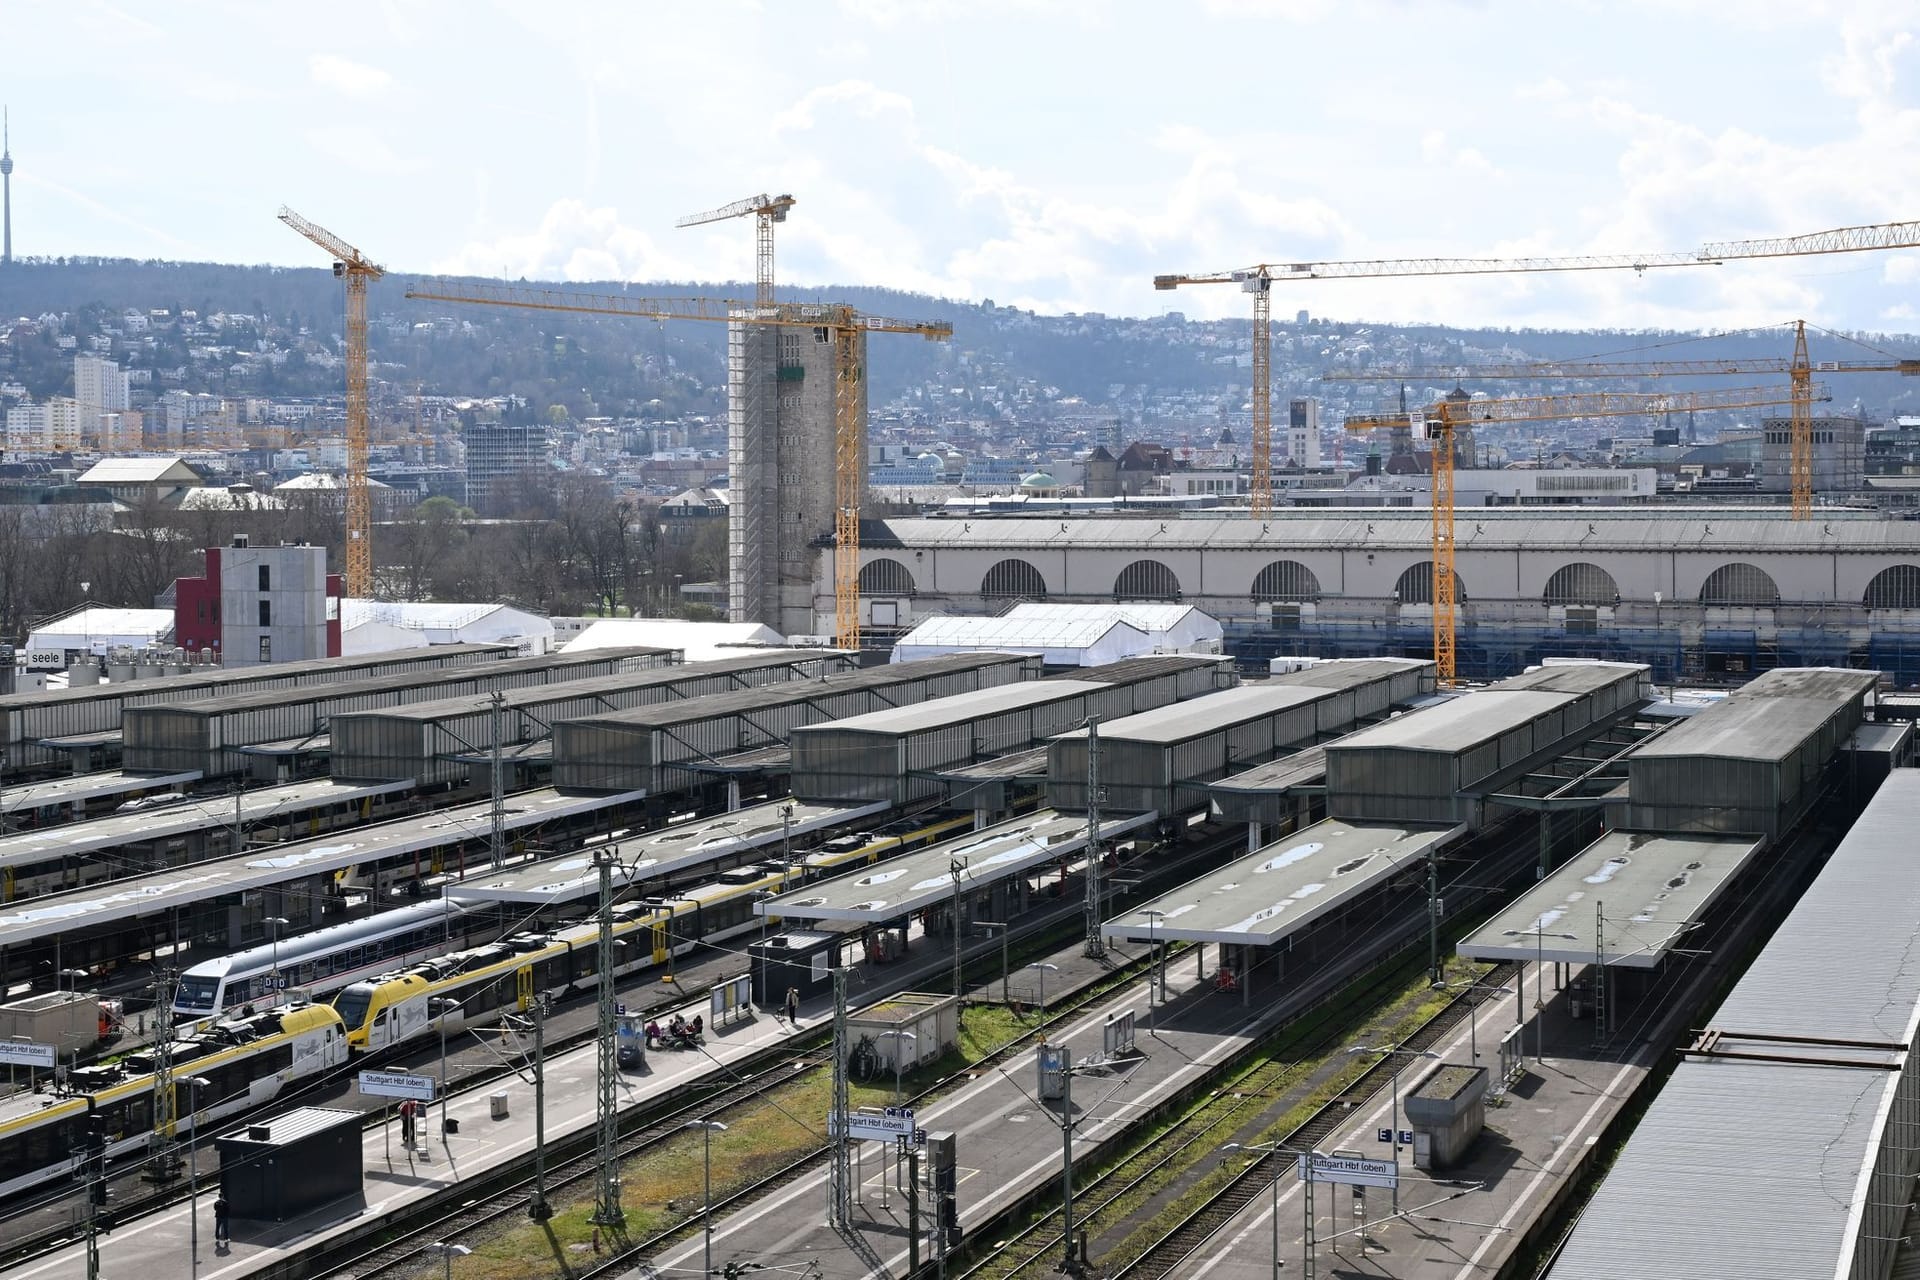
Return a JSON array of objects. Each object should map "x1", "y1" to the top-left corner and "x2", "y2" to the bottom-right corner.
[
  {"x1": 1142, "y1": 909, "x2": 1166, "y2": 1036},
  {"x1": 1221, "y1": 1141, "x2": 1293, "y2": 1280},
  {"x1": 1025, "y1": 961, "x2": 1059, "y2": 1012},
  {"x1": 948, "y1": 855, "x2": 969, "y2": 1004},
  {"x1": 263, "y1": 916, "x2": 289, "y2": 1003},
  {"x1": 683, "y1": 1120, "x2": 728, "y2": 1277},
  {"x1": 780, "y1": 801, "x2": 795, "y2": 864},
  {"x1": 428, "y1": 1241, "x2": 471, "y2": 1280},
  {"x1": 1432, "y1": 978, "x2": 1512, "y2": 1062},
  {"x1": 186, "y1": 1074, "x2": 211, "y2": 1280},
  {"x1": 1346, "y1": 1044, "x2": 1440, "y2": 1212},
  {"x1": 1520, "y1": 925, "x2": 1579, "y2": 1062}
]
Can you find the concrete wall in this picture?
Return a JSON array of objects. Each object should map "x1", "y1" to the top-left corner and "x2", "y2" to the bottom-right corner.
[{"x1": 222, "y1": 544, "x2": 331, "y2": 668}]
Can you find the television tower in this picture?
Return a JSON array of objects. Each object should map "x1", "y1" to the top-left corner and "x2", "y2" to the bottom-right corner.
[{"x1": 1, "y1": 107, "x2": 14, "y2": 265}]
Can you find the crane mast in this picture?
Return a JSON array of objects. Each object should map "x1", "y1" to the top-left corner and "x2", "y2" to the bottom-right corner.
[
  {"x1": 405, "y1": 280, "x2": 949, "y2": 650},
  {"x1": 278, "y1": 205, "x2": 384, "y2": 597},
  {"x1": 676, "y1": 193, "x2": 796, "y2": 308}
]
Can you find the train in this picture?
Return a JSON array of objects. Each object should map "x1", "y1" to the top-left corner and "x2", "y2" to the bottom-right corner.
[
  {"x1": 171, "y1": 899, "x2": 504, "y2": 1022},
  {"x1": 0, "y1": 1002, "x2": 347, "y2": 1202},
  {"x1": 332, "y1": 811, "x2": 979, "y2": 1052}
]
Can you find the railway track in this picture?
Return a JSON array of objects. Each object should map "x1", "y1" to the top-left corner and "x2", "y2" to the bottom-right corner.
[{"x1": 1111, "y1": 963, "x2": 1518, "y2": 1280}]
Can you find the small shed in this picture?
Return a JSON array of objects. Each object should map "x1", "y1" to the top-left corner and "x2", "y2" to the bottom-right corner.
[
  {"x1": 1403, "y1": 1064, "x2": 1488, "y2": 1169},
  {"x1": 847, "y1": 993, "x2": 960, "y2": 1070},
  {"x1": 214, "y1": 1106, "x2": 362, "y2": 1221},
  {"x1": 749, "y1": 930, "x2": 842, "y2": 1007}
]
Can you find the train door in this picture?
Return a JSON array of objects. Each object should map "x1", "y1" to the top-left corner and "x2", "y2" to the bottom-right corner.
[{"x1": 517, "y1": 965, "x2": 533, "y2": 1012}]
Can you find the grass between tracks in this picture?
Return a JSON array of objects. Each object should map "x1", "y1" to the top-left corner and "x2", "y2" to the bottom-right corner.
[
  {"x1": 443, "y1": 1005, "x2": 1034, "y2": 1280},
  {"x1": 960, "y1": 953, "x2": 1483, "y2": 1280}
]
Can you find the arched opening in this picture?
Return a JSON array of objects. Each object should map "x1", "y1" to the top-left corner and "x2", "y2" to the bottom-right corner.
[
  {"x1": 1114, "y1": 560, "x2": 1181, "y2": 601},
  {"x1": 981, "y1": 558, "x2": 1047, "y2": 600},
  {"x1": 1699, "y1": 562, "x2": 1779, "y2": 606},
  {"x1": 1251, "y1": 560, "x2": 1323, "y2": 603},
  {"x1": 1542, "y1": 562, "x2": 1619, "y2": 607},
  {"x1": 1865, "y1": 565, "x2": 1920, "y2": 609},
  {"x1": 1394, "y1": 561, "x2": 1467, "y2": 605},
  {"x1": 858, "y1": 558, "x2": 915, "y2": 596}
]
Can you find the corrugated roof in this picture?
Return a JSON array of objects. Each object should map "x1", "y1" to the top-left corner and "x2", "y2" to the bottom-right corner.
[
  {"x1": 76, "y1": 457, "x2": 200, "y2": 484},
  {"x1": 1271, "y1": 657, "x2": 1434, "y2": 690},
  {"x1": 800, "y1": 680, "x2": 1108, "y2": 735},
  {"x1": 1629, "y1": 696, "x2": 1846, "y2": 764},
  {"x1": 1211, "y1": 746, "x2": 1327, "y2": 795},
  {"x1": 1053, "y1": 684, "x2": 1333, "y2": 745},
  {"x1": 1048, "y1": 654, "x2": 1231, "y2": 684},
  {"x1": 1548, "y1": 770, "x2": 1920, "y2": 1280},
  {"x1": 1328, "y1": 690, "x2": 1574, "y2": 754},
  {"x1": 1730, "y1": 666, "x2": 1880, "y2": 702},
  {"x1": 1490, "y1": 661, "x2": 1649, "y2": 697}
]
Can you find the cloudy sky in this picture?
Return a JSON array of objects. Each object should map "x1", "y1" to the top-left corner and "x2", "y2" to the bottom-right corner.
[{"x1": 9, "y1": 0, "x2": 1920, "y2": 331}]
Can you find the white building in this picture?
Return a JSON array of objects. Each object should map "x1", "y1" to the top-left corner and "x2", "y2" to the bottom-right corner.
[
  {"x1": 341, "y1": 600, "x2": 555, "y2": 655},
  {"x1": 5, "y1": 398, "x2": 88, "y2": 452},
  {"x1": 74, "y1": 354, "x2": 130, "y2": 416},
  {"x1": 25, "y1": 607, "x2": 176, "y2": 668}
]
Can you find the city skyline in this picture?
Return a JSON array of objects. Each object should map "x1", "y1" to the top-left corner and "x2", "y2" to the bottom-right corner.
[{"x1": 6, "y1": 2, "x2": 1920, "y2": 333}]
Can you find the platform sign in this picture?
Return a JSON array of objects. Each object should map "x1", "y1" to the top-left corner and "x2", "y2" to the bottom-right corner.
[
  {"x1": 1298, "y1": 1152, "x2": 1397, "y2": 1190},
  {"x1": 830, "y1": 1109, "x2": 917, "y2": 1142},
  {"x1": 0, "y1": 1041, "x2": 54, "y2": 1068},
  {"x1": 1376, "y1": 1127, "x2": 1391, "y2": 1144},
  {"x1": 358, "y1": 1070, "x2": 436, "y2": 1102}
]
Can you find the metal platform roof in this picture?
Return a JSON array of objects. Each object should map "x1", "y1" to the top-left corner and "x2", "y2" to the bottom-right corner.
[
  {"x1": 1628, "y1": 695, "x2": 1852, "y2": 763},
  {"x1": 1548, "y1": 769, "x2": 1920, "y2": 1280},
  {"x1": 1456, "y1": 830, "x2": 1763, "y2": 969},
  {"x1": 0, "y1": 786, "x2": 646, "y2": 950},
  {"x1": 815, "y1": 680, "x2": 1110, "y2": 735},
  {"x1": 1328, "y1": 690, "x2": 1575, "y2": 754},
  {"x1": 1051, "y1": 684, "x2": 1334, "y2": 745},
  {"x1": 0, "y1": 769, "x2": 201, "y2": 815},
  {"x1": 0, "y1": 777, "x2": 412, "y2": 869},
  {"x1": 1490, "y1": 661, "x2": 1649, "y2": 698},
  {"x1": 448, "y1": 798, "x2": 887, "y2": 905},
  {"x1": 934, "y1": 746, "x2": 1052, "y2": 782},
  {"x1": 1731, "y1": 665, "x2": 1880, "y2": 702},
  {"x1": 236, "y1": 734, "x2": 330, "y2": 758},
  {"x1": 1101, "y1": 818, "x2": 1462, "y2": 946},
  {"x1": 1210, "y1": 747, "x2": 1327, "y2": 798},
  {"x1": 760, "y1": 808, "x2": 1156, "y2": 924}
]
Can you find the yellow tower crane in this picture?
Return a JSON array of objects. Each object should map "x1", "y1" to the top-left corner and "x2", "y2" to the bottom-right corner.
[
  {"x1": 676, "y1": 193, "x2": 796, "y2": 308},
  {"x1": 1344, "y1": 383, "x2": 1820, "y2": 686},
  {"x1": 278, "y1": 205, "x2": 384, "y2": 597},
  {"x1": 1156, "y1": 217, "x2": 1920, "y2": 519},
  {"x1": 1325, "y1": 319, "x2": 1920, "y2": 519},
  {"x1": 403, "y1": 280, "x2": 952, "y2": 649}
]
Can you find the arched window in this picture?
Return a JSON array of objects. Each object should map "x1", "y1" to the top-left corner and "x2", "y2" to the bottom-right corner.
[
  {"x1": 1699, "y1": 562, "x2": 1779, "y2": 606},
  {"x1": 1394, "y1": 561, "x2": 1467, "y2": 605},
  {"x1": 1542, "y1": 562, "x2": 1619, "y2": 607},
  {"x1": 858, "y1": 558, "x2": 915, "y2": 596},
  {"x1": 1251, "y1": 560, "x2": 1322, "y2": 603},
  {"x1": 1114, "y1": 560, "x2": 1181, "y2": 600},
  {"x1": 981, "y1": 558, "x2": 1047, "y2": 600},
  {"x1": 1865, "y1": 564, "x2": 1920, "y2": 609}
]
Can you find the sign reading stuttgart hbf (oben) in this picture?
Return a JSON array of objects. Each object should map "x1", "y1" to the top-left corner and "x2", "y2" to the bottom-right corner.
[{"x1": 1296, "y1": 1152, "x2": 1397, "y2": 1189}]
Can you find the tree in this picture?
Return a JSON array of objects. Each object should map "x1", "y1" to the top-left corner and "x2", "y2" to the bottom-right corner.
[{"x1": 384, "y1": 496, "x2": 470, "y2": 601}]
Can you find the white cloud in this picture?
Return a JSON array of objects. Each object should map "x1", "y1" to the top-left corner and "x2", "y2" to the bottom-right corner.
[
  {"x1": 433, "y1": 199, "x2": 706, "y2": 283},
  {"x1": 309, "y1": 54, "x2": 393, "y2": 99},
  {"x1": 304, "y1": 128, "x2": 408, "y2": 176}
]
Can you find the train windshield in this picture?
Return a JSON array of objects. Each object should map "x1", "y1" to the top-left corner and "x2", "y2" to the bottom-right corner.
[
  {"x1": 333, "y1": 987, "x2": 374, "y2": 1031},
  {"x1": 175, "y1": 975, "x2": 221, "y2": 1014}
]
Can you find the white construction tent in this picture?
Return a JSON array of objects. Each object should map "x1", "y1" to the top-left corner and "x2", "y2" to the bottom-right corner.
[{"x1": 562, "y1": 618, "x2": 787, "y2": 661}]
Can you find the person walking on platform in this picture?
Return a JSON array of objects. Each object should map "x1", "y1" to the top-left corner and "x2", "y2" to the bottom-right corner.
[
  {"x1": 785, "y1": 986, "x2": 801, "y2": 1025},
  {"x1": 399, "y1": 1098, "x2": 418, "y2": 1148},
  {"x1": 214, "y1": 1194, "x2": 230, "y2": 1247}
]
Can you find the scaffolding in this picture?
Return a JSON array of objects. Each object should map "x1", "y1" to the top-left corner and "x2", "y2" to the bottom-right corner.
[{"x1": 727, "y1": 321, "x2": 777, "y2": 625}]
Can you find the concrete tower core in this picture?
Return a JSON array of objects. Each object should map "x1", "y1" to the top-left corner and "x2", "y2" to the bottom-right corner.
[{"x1": 1, "y1": 107, "x2": 14, "y2": 266}]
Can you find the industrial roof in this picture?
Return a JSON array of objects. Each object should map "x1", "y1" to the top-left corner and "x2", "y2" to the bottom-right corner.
[
  {"x1": 1210, "y1": 747, "x2": 1328, "y2": 797},
  {"x1": 1052, "y1": 684, "x2": 1335, "y2": 745},
  {"x1": 801, "y1": 680, "x2": 1109, "y2": 736},
  {"x1": 0, "y1": 777, "x2": 411, "y2": 869},
  {"x1": 1730, "y1": 666, "x2": 1880, "y2": 702},
  {"x1": 134, "y1": 646, "x2": 673, "y2": 716},
  {"x1": 328, "y1": 650, "x2": 834, "y2": 725},
  {"x1": 1328, "y1": 690, "x2": 1575, "y2": 754},
  {"x1": 1456, "y1": 830, "x2": 1763, "y2": 969},
  {"x1": 448, "y1": 798, "x2": 886, "y2": 906},
  {"x1": 0, "y1": 769, "x2": 202, "y2": 815},
  {"x1": 933, "y1": 745, "x2": 1053, "y2": 781},
  {"x1": 873, "y1": 512, "x2": 1918, "y2": 555},
  {"x1": 760, "y1": 809, "x2": 1156, "y2": 924},
  {"x1": 560, "y1": 653, "x2": 1026, "y2": 731},
  {"x1": 1272, "y1": 657, "x2": 1435, "y2": 690},
  {"x1": 1490, "y1": 661, "x2": 1649, "y2": 697},
  {"x1": 1628, "y1": 696, "x2": 1850, "y2": 763},
  {"x1": 75, "y1": 457, "x2": 203, "y2": 484},
  {"x1": 0, "y1": 786, "x2": 645, "y2": 950},
  {"x1": 1046, "y1": 654, "x2": 1233, "y2": 684},
  {"x1": 1547, "y1": 770, "x2": 1920, "y2": 1280},
  {"x1": 1102, "y1": 819, "x2": 1461, "y2": 946}
]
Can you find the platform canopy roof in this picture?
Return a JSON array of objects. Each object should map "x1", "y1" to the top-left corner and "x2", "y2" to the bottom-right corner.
[
  {"x1": 1102, "y1": 818, "x2": 1461, "y2": 946},
  {"x1": 448, "y1": 798, "x2": 887, "y2": 906},
  {"x1": 0, "y1": 769, "x2": 201, "y2": 815},
  {"x1": 760, "y1": 808, "x2": 1155, "y2": 924},
  {"x1": 1457, "y1": 830, "x2": 1763, "y2": 969}
]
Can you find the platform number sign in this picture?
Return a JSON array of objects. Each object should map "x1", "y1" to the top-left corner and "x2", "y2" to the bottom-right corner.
[{"x1": 1377, "y1": 1127, "x2": 1392, "y2": 1144}]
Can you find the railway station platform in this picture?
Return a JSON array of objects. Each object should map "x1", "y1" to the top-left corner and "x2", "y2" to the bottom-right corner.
[{"x1": 0, "y1": 769, "x2": 201, "y2": 820}]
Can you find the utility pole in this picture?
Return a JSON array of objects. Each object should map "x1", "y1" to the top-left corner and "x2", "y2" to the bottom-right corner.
[
  {"x1": 526, "y1": 997, "x2": 551, "y2": 1222},
  {"x1": 949, "y1": 855, "x2": 969, "y2": 1004},
  {"x1": 1057, "y1": 1047, "x2": 1079, "y2": 1275},
  {"x1": 827, "y1": 967, "x2": 852, "y2": 1228},
  {"x1": 1083, "y1": 717, "x2": 1105, "y2": 959},
  {"x1": 1427, "y1": 847, "x2": 1442, "y2": 986},
  {"x1": 144, "y1": 969, "x2": 177, "y2": 1184},
  {"x1": 589, "y1": 848, "x2": 625, "y2": 1233},
  {"x1": 489, "y1": 691, "x2": 507, "y2": 869}
]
